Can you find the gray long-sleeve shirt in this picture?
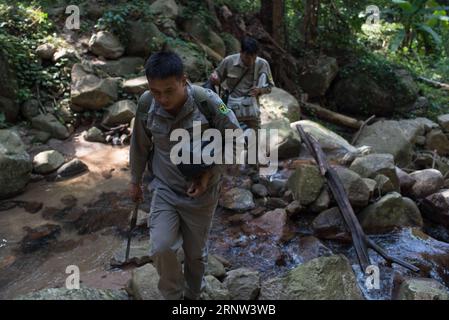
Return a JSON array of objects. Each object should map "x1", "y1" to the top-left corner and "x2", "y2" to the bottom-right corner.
[{"x1": 129, "y1": 83, "x2": 241, "y2": 195}]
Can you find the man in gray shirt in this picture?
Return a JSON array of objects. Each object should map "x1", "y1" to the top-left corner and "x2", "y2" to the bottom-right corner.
[{"x1": 129, "y1": 51, "x2": 241, "y2": 300}]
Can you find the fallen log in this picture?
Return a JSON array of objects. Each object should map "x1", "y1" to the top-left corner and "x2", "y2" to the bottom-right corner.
[
  {"x1": 301, "y1": 102, "x2": 364, "y2": 130},
  {"x1": 295, "y1": 123, "x2": 420, "y2": 273},
  {"x1": 418, "y1": 76, "x2": 449, "y2": 91}
]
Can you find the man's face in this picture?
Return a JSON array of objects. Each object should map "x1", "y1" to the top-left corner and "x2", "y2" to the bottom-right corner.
[
  {"x1": 240, "y1": 52, "x2": 257, "y2": 67},
  {"x1": 148, "y1": 75, "x2": 187, "y2": 112}
]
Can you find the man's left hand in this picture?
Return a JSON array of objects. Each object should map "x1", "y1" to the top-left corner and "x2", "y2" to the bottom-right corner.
[
  {"x1": 187, "y1": 170, "x2": 212, "y2": 198},
  {"x1": 249, "y1": 87, "x2": 263, "y2": 97}
]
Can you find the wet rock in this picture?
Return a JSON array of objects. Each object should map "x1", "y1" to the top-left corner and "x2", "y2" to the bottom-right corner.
[
  {"x1": 261, "y1": 118, "x2": 301, "y2": 160},
  {"x1": 201, "y1": 275, "x2": 231, "y2": 300},
  {"x1": 335, "y1": 166, "x2": 370, "y2": 207},
  {"x1": 20, "y1": 224, "x2": 61, "y2": 253},
  {"x1": 110, "y1": 240, "x2": 152, "y2": 267},
  {"x1": 219, "y1": 188, "x2": 255, "y2": 211},
  {"x1": 15, "y1": 288, "x2": 129, "y2": 300},
  {"x1": 242, "y1": 208, "x2": 293, "y2": 242},
  {"x1": 224, "y1": 268, "x2": 260, "y2": 300},
  {"x1": 31, "y1": 113, "x2": 70, "y2": 140},
  {"x1": 0, "y1": 129, "x2": 32, "y2": 199},
  {"x1": 266, "y1": 178, "x2": 287, "y2": 197},
  {"x1": 259, "y1": 87, "x2": 301, "y2": 125},
  {"x1": 102, "y1": 100, "x2": 137, "y2": 127},
  {"x1": 36, "y1": 43, "x2": 56, "y2": 60},
  {"x1": 396, "y1": 278, "x2": 449, "y2": 300},
  {"x1": 312, "y1": 207, "x2": 349, "y2": 241},
  {"x1": 127, "y1": 263, "x2": 163, "y2": 300},
  {"x1": 32, "y1": 150, "x2": 65, "y2": 174},
  {"x1": 60, "y1": 194, "x2": 78, "y2": 207},
  {"x1": 297, "y1": 55, "x2": 338, "y2": 97},
  {"x1": 251, "y1": 183, "x2": 268, "y2": 198},
  {"x1": 88, "y1": 31, "x2": 124, "y2": 59},
  {"x1": 358, "y1": 192, "x2": 423, "y2": 234},
  {"x1": 295, "y1": 236, "x2": 334, "y2": 263},
  {"x1": 409, "y1": 169, "x2": 444, "y2": 199},
  {"x1": 54, "y1": 158, "x2": 88, "y2": 180},
  {"x1": 420, "y1": 190, "x2": 449, "y2": 227},
  {"x1": 437, "y1": 114, "x2": 449, "y2": 133},
  {"x1": 355, "y1": 121, "x2": 413, "y2": 167},
  {"x1": 122, "y1": 76, "x2": 147, "y2": 95},
  {"x1": 84, "y1": 126, "x2": 105, "y2": 143},
  {"x1": 310, "y1": 188, "x2": 331, "y2": 213},
  {"x1": 349, "y1": 153, "x2": 399, "y2": 191},
  {"x1": 426, "y1": 129, "x2": 449, "y2": 156},
  {"x1": 259, "y1": 255, "x2": 364, "y2": 300},
  {"x1": 288, "y1": 164, "x2": 324, "y2": 206},
  {"x1": 206, "y1": 255, "x2": 226, "y2": 279},
  {"x1": 374, "y1": 174, "x2": 396, "y2": 196},
  {"x1": 285, "y1": 200, "x2": 302, "y2": 216},
  {"x1": 265, "y1": 197, "x2": 288, "y2": 210}
]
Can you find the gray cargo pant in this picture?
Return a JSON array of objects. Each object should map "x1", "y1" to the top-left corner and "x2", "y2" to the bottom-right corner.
[{"x1": 147, "y1": 179, "x2": 220, "y2": 300}]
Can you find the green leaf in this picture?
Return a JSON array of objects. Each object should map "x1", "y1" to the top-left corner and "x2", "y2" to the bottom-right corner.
[
  {"x1": 416, "y1": 23, "x2": 442, "y2": 45},
  {"x1": 392, "y1": 0, "x2": 414, "y2": 13},
  {"x1": 389, "y1": 28, "x2": 406, "y2": 51}
]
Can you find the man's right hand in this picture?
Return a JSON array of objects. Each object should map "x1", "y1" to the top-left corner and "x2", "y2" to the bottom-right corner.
[
  {"x1": 210, "y1": 72, "x2": 220, "y2": 86},
  {"x1": 129, "y1": 183, "x2": 143, "y2": 203}
]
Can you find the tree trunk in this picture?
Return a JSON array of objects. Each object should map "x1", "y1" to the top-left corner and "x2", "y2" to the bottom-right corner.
[
  {"x1": 260, "y1": 0, "x2": 285, "y2": 46},
  {"x1": 302, "y1": 0, "x2": 320, "y2": 47}
]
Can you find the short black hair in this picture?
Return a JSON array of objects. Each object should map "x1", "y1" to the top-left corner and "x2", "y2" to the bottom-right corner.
[
  {"x1": 240, "y1": 36, "x2": 258, "y2": 55},
  {"x1": 145, "y1": 50, "x2": 184, "y2": 80}
]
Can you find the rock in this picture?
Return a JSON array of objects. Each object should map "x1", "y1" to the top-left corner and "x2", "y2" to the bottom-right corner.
[
  {"x1": 297, "y1": 55, "x2": 338, "y2": 97},
  {"x1": 20, "y1": 224, "x2": 61, "y2": 253},
  {"x1": 310, "y1": 188, "x2": 331, "y2": 213},
  {"x1": 397, "y1": 119, "x2": 426, "y2": 144},
  {"x1": 295, "y1": 236, "x2": 333, "y2": 263},
  {"x1": 259, "y1": 87, "x2": 301, "y2": 125},
  {"x1": 224, "y1": 268, "x2": 260, "y2": 300},
  {"x1": 416, "y1": 135, "x2": 426, "y2": 146},
  {"x1": 36, "y1": 43, "x2": 57, "y2": 60},
  {"x1": 90, "y1": 57, "x2": 144, "y2": 77},
  {"x1": 355, "y1": 120, "x2": 413, "y2": 167},
  {"x1": 29, "y1": 129, "x2": 51, "y2": 144},
  {"x1": 396, "y1": 278, "x2": 449, "y2": 300},
  {"x1": 170, "y1": 42, "x2": 213, "y2": 83},
  {"x1": 102, "y1": 100, "x2": 137, "y2": 126},
  {"x1": 259, "y1": 255, "x2": 364, "y2": 300},
  {"x1": 363, "y1": 178, "x2": 377, "y2": 199},
  {"x1": 420, "y1": 190, "x2": 449, "y2": 227},
  {"x1": 374, "y1": 174, "x2": 396, "y2": 196},
  {"x1": 335, "y1": 166, "x2": 370, "y2": 207},
  {"x1": 219, "y1": 188, "x2": 255, "y2": 211},
  {"x1": 55, "y1": 158, "x2": 89, "y2": 180},
  {"x1": 395, "y1": 167, "x2": 416, "y2": 194},
  {"x1": 122, "y1": 76, "x2": 148, "y2": 95},
  {"x1": 285, "y1": 200, "x2": 302, "y2": 216},
  {"x1": 414, "y1": 117, "x2": 439, "y2": 133},
  {"x1": 33, "y1": 150, "x2": 65, "y2": 174},
  {"x1": 243, "y1": 208, "x2": 293, "y2": 242},
  {"x1": 260, "y1": 119, "x2": 301, "y2": 160},
  {"x1": 126, "y1": 21, "x2": 165, "y2": 57},
  {"x1": 265, "y1": 198, "x2": 288, "y2": 210},
  {"x1": 266, "y1": 179, "x2": 288, "y2": 197},
  {"x1": 358, "y1": 192, "x2": 423, "y2": 234},
  {"x1": 222, "y1": 33, "x2": 240, "y2": 55},
  {"x1": 110, "y1": 241, "x2": 152, "y2": 267},
  {"x1": 0, "y1": 50, "x2": 18, "y2": 100},
  {"x1": 15, "y1": 288, "x2": 129, "y2": 300},
  {"x1": 127, "y1": 263, "x2": 163, "y2": 300},
  {"x1": 292, "y1": 120, "x2": 369, "y2": 163},
  {"x1": 70, "y1": 63, "x2": 118, "y2": 111},
  {"x1": 437, "y1": 114, "x2": 449, "y2": 133},
  {"x1": 84, "y1": 127, "x2": 105, "y2": 143},
  {"x1": 31, "y1": 113, "x2": 70, "y2": 140},
  {"x1": 349, "y1": 153, "x2": 399, "y2": 191},
  {"x1": 201, "y1": 275, "x2": 231, "y2": 300},
  {"x1": 288, "y1": 164, "x2": 324, "y2": 206},
  {"x1": 150, "y1": 0, "x2": 179, "y2": 19},
  {"x1": 251, "y1": 183, "x2": 268, "y2": 198},
  {"x1": 206, "y1": 255, "x2": 226, "y2": 279},
  {"x1": 182, "y1": 20, "x2": 225, "y2": 57},
  {"x1": 426, "y1": 129, "x2": 449, "y2": 156},
  {"x1": 0, "y1": 129, "x2": 32, "y2": 199},
  {"x1": 409, "y1": 169, "x2": 444, "y2": 199},
  {"x1": 88, "y1": 31, "x2": 124, "y2": 59},
  {"x1": 52, "y1": 47, "x2": 76, "y2": 62},
  {"x1": 312, "y1": 207, "x2": 349, "y2": 241},
  {"x1": 0, "y1": 96, "x2": 18, "y2": 122}
]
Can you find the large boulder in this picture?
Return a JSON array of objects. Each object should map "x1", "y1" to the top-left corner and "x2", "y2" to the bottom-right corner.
[
  {"x1": 122, "y1": 76, "x2": 148, "y2": 95},
  {"x1": 420, "y1": 189, "x2": 449, "y2": 227},
  {"x1": 261, "y1": 118, "x2": 301, "y2": 160},
  {"x1": 150, "y1": 0, "x2": 179, "y2": 19},
  {"x1": 126, "y1": 21, "x2": 165, "y2": 57},
  {"x1": 288, "y1": 164, "x2": 324, "y2": 206},
  {"x1": 408, "y1": 169, "x2": 444, "y2": 199},
  {"x1": 90, "y1": 57, "x2": 144, "y2": 77},
  {"x1": 31, "y1": 113, "x2": 70, "y2": 140},
  {"x1": 127, "y1": 263, "x2": 163, "y2": 300},
  {"x1": 259, "y1": 255, "x2": 364, "y2": 300},
  {"x1": 242, "y1": 208, "x2": 293, "y2": 242},
  {"x1": 15, "y1": 288, "x2": 129, "y2": 300},
  {"x1": 102, "y1": 100, "x2": 137, "y2": 127},
  {"x1": 201, "y1": 275, "x2": 231, "y2": 300},
  {"x1": 219, "y1": 188, "x2": 255, "y2": 211},
  {"x1": 358, "y1": 192, "x2": 423, "y2": 234},
  {"x1": 169, "y1": 42, "x2": 213, "y2": 83},
  {"x1": 297, "y1": 55, "x2": 338, "y2": 97},
  {"x1": 223, "y1": 268, "x2": 260, "y2": 300},
  {"x1": 425, "y1": 129, "x2": 449, "y2": 156},
  {"x1": 312, "y1": 207, "x2": 349, "y2": 241},
  {"x1": 396, "y1": 278, "x2": 449, "y2": 300},
  {"x1": 0, "y1": 129, "x2": 32, "y2": 199},
  {"x1": 182, "y1": 20, "x2": 226, "y2": 57},
  {"x1": 334, "y1": 166, "x2": 371, "y2": 207},
  {"x1": 355, "y1": 120, "x2": 414, "y2": 167},
  {"x1": 33, "y1": 150, "x2": 65, "y2": 174},
  {"x1": 70, "y1": 63, "x2": 118, "y2": 111},
  {"x1": 88, "y1": 31, "x2": 124, "y2": 59},
  {"x1": 0, "y1": 96, "x2": 19, "y2": 123},
  {"x1": 259, "y1": 87, "x2": 300, "y2": 125},
  {"x1": 349, "y1": 153, "x2": 399, "y2": 191},
  {"x1": 437, "y1": 114, "x2": 449, "y2": 133}
]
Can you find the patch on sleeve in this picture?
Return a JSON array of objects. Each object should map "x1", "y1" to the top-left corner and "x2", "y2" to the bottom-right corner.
[{"x1": 218, "y1": 102, "x2": 230, "y2": 115}]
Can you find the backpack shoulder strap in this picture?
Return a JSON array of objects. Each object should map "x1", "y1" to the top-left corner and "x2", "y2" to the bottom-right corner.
[
  {"x1": 136, "y1": 91, "x2": 154, "y2": 121},
  {"x1": 192, "y1": 85, "x2": 214, "y2": 126}
]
